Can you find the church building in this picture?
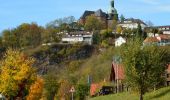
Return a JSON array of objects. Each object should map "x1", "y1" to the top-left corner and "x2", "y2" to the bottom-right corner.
[{"x1": 79, "y1": 0, "x2": 118, "y2": 28}]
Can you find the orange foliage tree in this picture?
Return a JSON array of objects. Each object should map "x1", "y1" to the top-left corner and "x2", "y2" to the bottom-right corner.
[{"x1": 26, "y1": 76, "x2": 44, "y2": 100}]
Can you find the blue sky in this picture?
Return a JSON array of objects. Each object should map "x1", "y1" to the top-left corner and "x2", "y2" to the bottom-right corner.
[{"x1": 0, "y1": 0, "x2": 170, "y2": 33}]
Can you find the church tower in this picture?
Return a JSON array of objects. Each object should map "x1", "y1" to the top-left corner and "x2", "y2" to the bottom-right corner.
[{"x1": 108, "y1": 0, "x2": 118, "y2": 20}]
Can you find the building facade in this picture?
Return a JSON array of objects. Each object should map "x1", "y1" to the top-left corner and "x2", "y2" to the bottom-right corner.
[
  {"x1": 118, "y1": 18, "x2": 147, "y2": 30},
  {"x1": 61, "y1": 31, "x2": 93, "y2": 45},
  {"x1": 156, "y1": 26, "x2": 170, "y2": 35},
  {"x1": 115, "y1": 36, "x2": 126, "y2": 47},
  {"x1": 79, "y1": 0, "x2": 118, "y2": 28}
]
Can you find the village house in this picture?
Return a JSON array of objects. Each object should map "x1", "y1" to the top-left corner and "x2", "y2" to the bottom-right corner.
[
  {"x1": 156, "y1": 26, "x2": 170, "y2": 35},
  {"x1": 61, "y1": 31, "x2": 93, "y2": 45},
  {"x1": 117, "y1": 18, "x2": 147, "y2": 30},
  {"x1": 110, "y1": 60, "x2": 170, "y2": 87},
  {"x1": 79, "y1": 0, "x2": 118, "y2": 28},
  {"x1": 115, "y1": 36, "x2": 126, "y2": 47},
  {"x1": 143, "y1": 34, "x2": 170, "y2": 46}
]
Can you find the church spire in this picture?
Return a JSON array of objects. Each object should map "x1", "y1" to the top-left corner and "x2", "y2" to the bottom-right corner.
[{"x1": 110, "y1": 0, "x2": 114, "y2": 8}]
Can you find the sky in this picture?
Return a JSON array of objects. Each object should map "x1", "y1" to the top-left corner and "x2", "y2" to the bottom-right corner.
[{"x1": 0, "y1": 0, "x2": 170, "y2": 33}]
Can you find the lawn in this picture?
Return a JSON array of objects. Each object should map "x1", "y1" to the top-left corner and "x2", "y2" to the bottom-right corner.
[{"x1": 90, "y1": 86, "x2": 170, "y2": 100}]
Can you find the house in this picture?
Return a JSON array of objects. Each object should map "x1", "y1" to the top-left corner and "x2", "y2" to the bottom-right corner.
[
  {"x1": 115, "y1": 36, "x2": 126, "y2": 47},
  {"x1": 110, "y1": 62, "x2": 125, "y2": 82},
  {"x1": 79, "y1": 0, "x2": 118, "y2": 28},
  {"x1": 156, "y1": 26, "x2": 170, "y2": 35},
  {"x1": 143, "y1": 37, "x2": 160, "y2": 45},
  {"x1": 166, "y1": 64, "x2": 170, "y2": 86},
  {"x1": 61, "y1": 31, "x2": 93, "y2": 45},
  {"x1": 110, "y1": 61, "x2": 170, "y2": 87},
  {"x1": 118, "y1": 18, "x2": 147, "y2": 30},
  {"x1": 143, "y1": 35, "x2": 170, "y2": 46}
]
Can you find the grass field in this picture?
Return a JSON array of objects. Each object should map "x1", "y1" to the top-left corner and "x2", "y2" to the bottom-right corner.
[{"x1": 90, "y1": 86, "x2": 170, "y2": 100}]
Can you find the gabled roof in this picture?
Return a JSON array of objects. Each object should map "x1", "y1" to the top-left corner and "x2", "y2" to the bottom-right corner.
[
  {"x1": 80, "y1": 10, "x2": 95, "y2": 19},
  {"x1": 95, "y1": 9, "x2": 107, "y2": 17},
  {"x1": 111, "y1": 62, "x2": 125, "y2": 80}
]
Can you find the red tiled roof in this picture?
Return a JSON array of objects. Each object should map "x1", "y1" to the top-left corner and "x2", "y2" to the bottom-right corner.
[
  {"x1": 112, "y1": 63, "x2": 125, "y2": 80},
  {"x1": 90, "y1": 83, "x2": 100, "y2": 96},
  {"x1": 144, "y1": 37, "x2": 159, "y2": 43},
  {"x1": 158, "y1": 34, "x2": 170, "y2": 40}
]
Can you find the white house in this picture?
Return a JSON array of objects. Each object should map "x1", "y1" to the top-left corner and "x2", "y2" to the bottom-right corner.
[
  {"x1": 115, "y1": 36, "x2": 126, "y2": 47},
  {"x1": 118, "y1": 18, "x2": 147, "y2": 30},
  {"x1": 62, "y1": 31, "x2": 93, "y2": 45},
  {"x1": 156, "y1": 26, "x2": 170, "y2": 35}
]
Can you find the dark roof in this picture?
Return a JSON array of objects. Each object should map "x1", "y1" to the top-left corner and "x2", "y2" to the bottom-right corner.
[
  {"x1": 80, "y1": 10, "x2": 95, "y2": 19},
  {"x1": 95, "y1": 9, "x2": 107, "y2": 17},
  {"x1": 155, "y1": 25, "x2": 170, "y2": 28}
]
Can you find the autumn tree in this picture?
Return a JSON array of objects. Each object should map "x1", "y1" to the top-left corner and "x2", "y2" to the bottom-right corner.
[
  {"x1": 116, "y1": 26, "x2": 123, "y2": 34},
  {"x1": 0, "y1": 49, "x2": 36, "y2": 99},
  {"x1": 2, "y1": 29, "x2": 17, "y2": 48},
  {"x1": 26, "y1": 76, "x2": 44, "y2": 100},
  {"x1": 119, "y1": 38, "x2": 169, "y2": 100},
  {"x1": 85, "y1": 16, "x2": 104, "y2": 31}
]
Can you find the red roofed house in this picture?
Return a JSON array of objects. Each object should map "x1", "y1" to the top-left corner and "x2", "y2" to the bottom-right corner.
[
  {"x1": 110, "y1": 62, "x2": 125, "y2": 92},
  {"x1": 166, "y1": 64, "x2": 170, "y2": 86},
  {"x1": 143, "y1": 34, "x2": 170, "y2": 46},
  {"x1": 110, "y1": 62, "x2": 125, "y2": 82}
]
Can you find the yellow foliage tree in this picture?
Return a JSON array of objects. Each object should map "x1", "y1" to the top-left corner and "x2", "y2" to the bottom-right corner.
[
  {"x1": 116, "y1": 26, "x2": 123, "y2": 34},
  {"x1": 26, "y1": 76, "x2": 44, "y2": 100},
  {"x1": 0, "y1": 49, "x2": 36, "y2": 98}
]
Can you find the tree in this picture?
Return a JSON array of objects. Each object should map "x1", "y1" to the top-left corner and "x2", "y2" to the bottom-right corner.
[
  {"x1": 2, "y1": 29, "x2": 17, "y2": 48},
  {"x1": 116, "y1": 26, "x2": 123, "y2": 34},
  {"x1": 120, "y1": 14, "x2": 125, "y2": 22},
  {"x1": 46, "y1": 16, "x2": 76, "y2": 31},
  {"x1": 92, "y1": 31, "x2": 101, "y2": 45},
  {"x1": 44, "y1": 73, "x2": 59, "y2": 100},
  {"x1": 26, "y1": 76, "x2": 44, "y2": 100},
  {"x1": 85, "y1": 16, "x2": 104, "y2": 31},
  {"x1": 76, "y1": 84, "x2": 89, "y2": 100},
  {"x1": 0, "y1": 37, "x2": 2, "y2": 48},
  {"x1": 119, "y1": 39, "x2": 169, "y2": 100},
  {"x1": 100, "y1": 29, "x2": 112, "y2": 38},
  {"x1": 136, "y1": 23, "x2": 143, "y2": 38},
  {"x1": 13, "y1": 23, "x2": 43, "y2": 48},
  {"x1": 0, "y1": 49, "x2": 36, "y2": 99}
]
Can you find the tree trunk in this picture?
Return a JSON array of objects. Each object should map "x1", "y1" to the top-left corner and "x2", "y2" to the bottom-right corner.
[{"x1": 140, "y1": 93, "x2": 143, "y2": 100}]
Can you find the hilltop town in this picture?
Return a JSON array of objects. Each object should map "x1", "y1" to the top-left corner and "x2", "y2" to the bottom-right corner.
[{"x1": 0, "y1": 0, "x2": 170, "y2": 100}]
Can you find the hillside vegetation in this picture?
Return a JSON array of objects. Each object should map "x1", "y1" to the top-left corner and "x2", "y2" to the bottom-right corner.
[{"x1": 90, "y1": 86, "x2": 170, "y2": 100}]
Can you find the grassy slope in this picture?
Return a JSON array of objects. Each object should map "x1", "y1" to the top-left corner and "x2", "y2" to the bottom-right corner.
[{"x1": 90, "y1": 86, "x2": 170, "y2": 100}]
